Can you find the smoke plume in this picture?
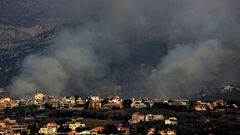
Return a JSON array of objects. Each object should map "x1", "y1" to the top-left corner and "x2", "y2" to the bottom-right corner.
[{"x1": 9, "y1": 0, "x2": 240, "y2": 98}]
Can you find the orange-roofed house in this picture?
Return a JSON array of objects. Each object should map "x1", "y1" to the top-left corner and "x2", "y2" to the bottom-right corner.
[
  {"x1": 47, "y1": 122, "x2": 58, "y2": 128},
  {"x1": 114, "y1": 95, "x2": 120, "y2": 100},
  {"x1": 129, "y1": 112, "x2": 145, "y2": 124},
  {"x1": 39, "y1": 122, "x2": 58, "y2": 135},
  {"x1": 91, "y1": 126, "x2": 105, "y2": 134},
  {"x1": 147, "y1": 128, "x2": 155, "y2": 135},
  {"x1": 214, "y1": 99, "x2": 225, "y2": 106},
  {"x1": 194, "y1": 105, "x2": 206, "y2": 111},
  {"x1": 0, "y1": 97, "x2": 18, "y2": 110},
  {"x1": 0, "y1": 121, "x2": 5, "y2": 128}
]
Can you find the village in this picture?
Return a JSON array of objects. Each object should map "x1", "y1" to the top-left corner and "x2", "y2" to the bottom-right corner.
[{"x1": 0, "y1": 92, "x2": 239, "y2": 134}]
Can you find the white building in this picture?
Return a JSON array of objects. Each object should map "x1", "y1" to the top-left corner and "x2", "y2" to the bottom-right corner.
[
  {"x1": 69, "y1": 122, "x2": 86, "y2": 131},
  {"x1": 145, "y1": 114, "x2": 164, "y2": 121},
  {"x1": 165, "y1": 117, "x2": 177, "y2": 125},
  {"x1": 35, "y1": 92, "x2": 46, "y2": 100},
  {"x1": 39, "y1": 122, "x2": 58, "y2": 135}
]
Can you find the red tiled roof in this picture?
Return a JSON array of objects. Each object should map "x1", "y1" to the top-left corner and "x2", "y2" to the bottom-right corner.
[
  {"x1": 132, "y1": 112, "x2": 143, "y2": 116},
  {"x1": 215, "y1": 99, "x2": 224, "y2": 103},
  {"x1": 114, "y1": 95, "x2": 120, "y2": 99},
  {"x1": 92, "y1": 126, "x2": 105, "y2": 132}
]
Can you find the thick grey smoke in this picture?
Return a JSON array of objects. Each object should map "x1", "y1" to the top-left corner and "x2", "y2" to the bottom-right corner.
[
  {"x1": 9, "y1": 1, "x2": 240, "y2": 98},
  {"x1": 10, "y1": 30, "x2": 106, "y2": 97},
  {"x1": 147, "y1": 40, "x2": 224, "y2": 98}
]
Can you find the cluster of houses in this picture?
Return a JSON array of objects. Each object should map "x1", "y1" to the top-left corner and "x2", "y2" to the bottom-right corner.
[
  {"x1": 147, "y1": 128, "x2": 176, "y2": 135},
  {"x1": 0, "y1": 92, "x2": 238, "y2": 113},
  {"x1": 39, "y1": 120, "x2": 130, "y2": 135},
  {"x1": 0, "y1": 117, "x2": 130, "y2": 135},
  {"x1": 128, "y1": 112, "x2": 177, "y2": 135},
  {"x1": 128, "y1": 112, "x2": 165, "y2": 124},
  {"x1": 0, "y1": 92, "x2": 124, "y2": 111},
  {"x1": 0, "y1": 92, "x2": 239, "y2": 134},
  {"x1": 0, "y1": 92, "x2": 191, "y2": 111},
  {"x1": 87, "y1": 95, "x2": 123, "y2": 110},
  {"x1": 0, "y1": 97, "x2": 17, "y2": 110},
  {"x1": 193, "y1": 99, "x2": 238, "y2": 111},
  {"x1": 0, "y1": 118, "x2": 29, "y2": 134},
  {"x1": 0, "y1": 92, "x2": 237, "y2": 112}
]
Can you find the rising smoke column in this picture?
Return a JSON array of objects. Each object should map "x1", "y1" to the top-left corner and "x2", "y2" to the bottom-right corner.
[
  {"x1": 147, "y1": 40, "x2": 224, "y2": 98},
  {"x1": 9, "y1": 30, "x2": 106, "y2": 97},
  {"x1": 144, "y1": 1, "x2": 240, "y2": 98}
]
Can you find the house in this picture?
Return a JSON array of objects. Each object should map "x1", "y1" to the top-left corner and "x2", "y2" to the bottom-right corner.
[
  {"x1": 206, "y1": 102, "x2": 214, "y2": 110},
  {"x1": 3, "y1": 118, "x2": 17, "y2": 125},
  {"x1": 0, "y1": 118, "x2": 17, "y2": 129},
  {"x1": 79, "y1": 130, "x2": 91, "y2": 135},
  {"x1": 39, "y1": 126, "x2": 48, "y2": 134},
  {"x1": 34, "y1": 92, "x2": 47, "y2": 108},
  {"x1": 39, "y1": 122, "x2": 58, "y2": 135},
  {"x1": 0, "y1": 121, "x2": 5, "y2": 128},
  {"x1": 47, "y1": 96, "x2": 60, "y2": 108},
  {"x1": 129, "y1": 112, "x2": 164, "y2": 124},
  {"x1": 89, "y1": 96, "x2": 100, "y2": 101},
  {"x1": 171, "y1": 99, "x2": 190, "y2": 106},
  {"x1": 103, "y1": 96, "x2": 123, "y2": 110},
  {"x1": 131, "y1": 99, "x2": 146, "y2": 108},
  {"x1": 109, "y1": 95, "x2": 123, "y2": 109},
  {"x1": 0, "y1": 97, "x2": 18, "y2": 110},
  {"x1": 145, "y1": 114, "x2": 164, "y2": 121},
  {"x1": 194, "y1": 105, "x2": 206, "y2": 111},
  {"x1": 18, "y1": 99, "x2": 33, "y2": 107},
  {"x1": 69, "y1": 122, "x2": 86, "y2": 131},
  {"x1": 88, "y1": 96, "x2": 102, "y2": 109},
  {"x1": 213, "y1": 99, "x2": 225, "y2": 106},
  {"x1": 89, "y1": 100, "x2": 102, "y2": 109},
  {"x1": 147, "y1": 128, "x2": 155, "y2": 135},
  {"x1": 129, "y1": 112, "x2": 145, "y2": 124},
  {"x1": 35, "y1": 92, "x2": 46, "y2": 100},
  {"x1": 165, "y1": 117, "x2": 177, "y2": 125},
  {"x1": 78, "y1": 130, "x2": 92, "y2": 135},
  {"x1": 0, "y1": 118, "x2": 28, "y2": 134},
  {"x1": 60, "y1": 96, "x2": 77, "y2": 108},
  {"x1": 159, "y1": 129, "x2": 176, "y2": 135},
  {"x1": 91, "y1": 126, "x2": 105, "y2": 134}
]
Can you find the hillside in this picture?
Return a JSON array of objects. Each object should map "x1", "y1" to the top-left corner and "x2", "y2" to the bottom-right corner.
[{"x1": 0, "y1": 23, "x2": 63, "y2": 87}]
